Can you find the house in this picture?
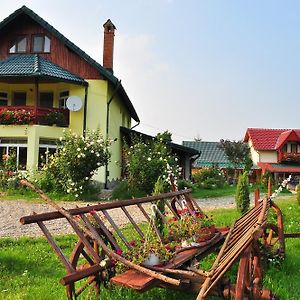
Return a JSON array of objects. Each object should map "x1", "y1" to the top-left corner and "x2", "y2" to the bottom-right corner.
[
  {"x1": 121, "y1": 127, "x2": 200, "y2": 180},
  {"x1": 182, "y1": 141, "x2": 245, "y2": 176},
  {"x1": 0, "y1": 6, "x2": 139, "y2": 187},
  {"x1": 244, "y1": 128, "x2": 300, "y2": 182}
]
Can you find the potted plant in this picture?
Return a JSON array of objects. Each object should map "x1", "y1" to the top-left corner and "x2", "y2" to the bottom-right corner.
[{"x1": 44, "y1": 111, "x2": 65, "y2": 127}]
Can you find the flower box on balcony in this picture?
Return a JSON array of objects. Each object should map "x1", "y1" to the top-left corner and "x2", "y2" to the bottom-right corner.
[
  {"x1": 44, "y1": 111, "x2": 66, "y2": 127},
  {"x1": 0, "y1": 109, "x2": 35, "y2": 125}
]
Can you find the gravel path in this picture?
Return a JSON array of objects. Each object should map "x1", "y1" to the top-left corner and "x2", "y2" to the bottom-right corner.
[{"x1": 0, "y1": 194, "x2": 254, "y2": 238}]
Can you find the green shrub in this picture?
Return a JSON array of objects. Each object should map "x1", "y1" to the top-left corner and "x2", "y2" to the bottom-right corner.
[
  {"x1": 297, "y1": 184, "x2": 300, "y2": 206},
  {"x1": 177, "y1": 179, "x2": 195, "y2": 191},
  {"x1": 40, "y1": 130, "x2": 111, "y2": 198},
  {"x1": 235, "y1": 171, "x2": 250, "y2": 214},
  {"x1": 193, "y1": 168, "x2": 226, "y2": 189},
  {"x1": 111, "y1": 180, "x2": 146, "y2": 200},
  {"x1": 123, "y1": 131, "x2": 180, "y2": 195}
]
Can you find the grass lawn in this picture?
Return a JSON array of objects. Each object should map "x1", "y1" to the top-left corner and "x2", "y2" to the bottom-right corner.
[
  {"x1": 0, "y1": 197, "x2": 299, "y2": 299},
  {"x1": 192, "y1": 185, "x2": 237, "y2": 199}
]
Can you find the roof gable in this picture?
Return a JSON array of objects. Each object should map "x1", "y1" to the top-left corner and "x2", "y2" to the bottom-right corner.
[{"x1": 244, "y1": 128, "x2": 300, "y2": 150}]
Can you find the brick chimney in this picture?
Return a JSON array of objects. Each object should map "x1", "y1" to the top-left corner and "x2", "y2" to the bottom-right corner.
[{"x1": 103, "y1": 19, "x2": 116, "y2": 72}]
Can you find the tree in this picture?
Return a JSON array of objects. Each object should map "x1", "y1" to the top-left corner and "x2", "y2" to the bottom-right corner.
[
  {"x1": 219, "y1": 139, "x2": 252, "y2": 173},
  {"x1": 235, "y1": 171, "x2": 250, "y2": 214}
]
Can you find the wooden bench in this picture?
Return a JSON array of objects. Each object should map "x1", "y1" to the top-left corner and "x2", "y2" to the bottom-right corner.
[{"x1": 20, "y1": 180, "x2": 286, "y2": 299}]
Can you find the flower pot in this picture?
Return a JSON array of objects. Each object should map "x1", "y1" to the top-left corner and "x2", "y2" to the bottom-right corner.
[
  {"x1": 194, "y1": 225, "x2": 216, "y2": 243},
  {"x1": 143, "y1": 253, "x2": 161, "y2": 267}
]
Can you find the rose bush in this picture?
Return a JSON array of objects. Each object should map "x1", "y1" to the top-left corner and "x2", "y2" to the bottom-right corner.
[{"x1": 41, "y1": 130, "x2": 111, "y2": 198}]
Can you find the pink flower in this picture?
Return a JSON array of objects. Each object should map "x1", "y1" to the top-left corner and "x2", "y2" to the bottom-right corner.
[
  {"x1": 115, "y1": 249, "x2": 123, "y2": 256},
  {"x1": 129, "y1": 240, "x2": 136, "y2": 246},
  {"x1": 89, "y1": 209, "x2": 97, "y2": 214},
  {"x1": 165, "y1": 245, "x2": 171, "y2": 251}
]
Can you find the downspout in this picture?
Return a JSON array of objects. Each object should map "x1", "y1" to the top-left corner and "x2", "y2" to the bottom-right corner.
[
  {"x1": 105, "y1": 79, "x2": 122, "y2": 189},
  {"x1": 83, "y1": 86, "x2": 88, "y2": 137}
]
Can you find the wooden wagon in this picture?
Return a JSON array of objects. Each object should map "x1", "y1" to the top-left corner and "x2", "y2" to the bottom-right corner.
[{"x1": 20, "y1": 180, "x2": 289, "y2": 299}]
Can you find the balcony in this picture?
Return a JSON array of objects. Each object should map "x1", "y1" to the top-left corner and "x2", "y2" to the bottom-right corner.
[
  {"x1": 0, "y1": 106, "x2": 69, "y2": 127},
  {"x1": 278, "y1": 151, "x2": 300, "y2": 163}
]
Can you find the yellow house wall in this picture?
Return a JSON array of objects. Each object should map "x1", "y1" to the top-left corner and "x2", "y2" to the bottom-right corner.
[
  {"x1": 259, "y1": 151, "x2": 278, "y2": 163},
  {"x1": 106, "y1": 85, "x2": 131, "y2": 182},
  {"x1": 248, "y1": 140, "x2": 260, "y2": 165},
  {"x1": 0, "y1": 79, "x2": 133, "y2": 185}
]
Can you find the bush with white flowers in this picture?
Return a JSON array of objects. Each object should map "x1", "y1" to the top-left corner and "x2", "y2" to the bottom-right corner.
[
  {"x1": 42, "y1": 130, "x2": 111, "y2": 197},
  {"x1": 123, "y1": 131, "x2": 180, "y2": 194}
]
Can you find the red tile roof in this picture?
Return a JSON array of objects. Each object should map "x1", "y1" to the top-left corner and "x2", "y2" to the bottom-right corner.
[{"x1": 244, "y1": 128, "x2": 300, "y2": 150}]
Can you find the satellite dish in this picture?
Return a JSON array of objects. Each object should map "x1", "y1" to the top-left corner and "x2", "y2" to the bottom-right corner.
[{"x1": 66, "y1": 96, "x2": 82, "y2": 112}]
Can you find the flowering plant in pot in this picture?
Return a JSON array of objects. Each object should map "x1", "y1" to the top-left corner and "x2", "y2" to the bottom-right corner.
[{"x1": 165, "y1": 209, "x2": 215, "y2": 246}]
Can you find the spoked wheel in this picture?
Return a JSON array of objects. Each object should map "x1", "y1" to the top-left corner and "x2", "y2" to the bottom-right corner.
[
  {"x1": 262, "y1": 223, "x2": 284, "y2": 257},
  {"x1": 66, "y1": 235, "x2": 115, "y2": 300},
  {"x1": 235, "y1": 243, "x2": 271, "y2": 300}
]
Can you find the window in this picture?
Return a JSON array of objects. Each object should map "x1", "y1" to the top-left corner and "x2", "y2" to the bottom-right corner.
[
  {"x1": 59, "y1": 91, "x2": 69, "y2": 109},
  {"x1": 40, "y1": 92, "x2": 53, "y2": 108},
  {"x1": 13, "y1": 92, "x2": 26, "y2": 106},
  {"x1": 0, "y1": 138, "x2": 28, "y2": 170},
  {"x1": 32, "y1": 35, "x2": 51, "y2": 53},
  {"x1": 0, "y1": 92, "x2": 8, "y2": 106},
  {"x1": 9, "y1": 36, "x2": 27, "y2": 53},
  {"x1": 291, "y1": 143, "x2": 298, "y2": 153},
  {"x1": 38, "y1": 139, "x2": 57, "y2": 168}
]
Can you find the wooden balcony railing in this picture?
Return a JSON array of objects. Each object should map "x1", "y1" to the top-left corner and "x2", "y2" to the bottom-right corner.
[
  {"x1": 0, "y1": 106, "x2": 70, "y2": 127},
  {"x1": 278, "y1": 151, "x2": 300, "y2": 163}
]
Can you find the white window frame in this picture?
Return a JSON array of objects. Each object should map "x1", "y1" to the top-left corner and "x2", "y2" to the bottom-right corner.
[
  {"x1": 0, "y1": 142, "x2": 27, "y2": 170},
  {"x1": 59, "y1": 91, "x2": 69, "y2": 109}
]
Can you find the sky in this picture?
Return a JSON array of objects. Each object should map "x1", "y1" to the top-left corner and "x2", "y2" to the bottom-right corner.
[{"x1": 0, "y1": 0, "x2": 300, "y2": 144}]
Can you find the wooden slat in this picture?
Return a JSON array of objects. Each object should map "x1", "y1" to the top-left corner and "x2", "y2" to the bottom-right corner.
[
  {"x1": 121, "y1": 206, "x2": 144, "y2": 238},
  {"x1": 90, "y1": 211, "x2": 121, "y2": 250},
  {"x1": 36, "y1": 218, "x2": 75, "y2": 273},
  {"x1": 20, "y1": 189, "x2": 193, "y2": 224},
  {"x1": 102, "y1": 209, "x2": 131, "y2": 249}
]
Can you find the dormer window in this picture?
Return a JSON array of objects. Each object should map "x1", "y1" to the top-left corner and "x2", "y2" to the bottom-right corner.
[
  {"x1": 9, "y1": 36, "x2": 27, "y2": 53},
  {"x1": 32, "y1": 35, "x2": 51, "y2": 53}
]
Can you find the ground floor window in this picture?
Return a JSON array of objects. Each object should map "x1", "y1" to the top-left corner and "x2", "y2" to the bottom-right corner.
[
  {"x1": 38, "y1": 139, "x2": 57, "y2": 168},
  {"x1": 0, "y1": 139, "x2": 28, "y2": 170}
]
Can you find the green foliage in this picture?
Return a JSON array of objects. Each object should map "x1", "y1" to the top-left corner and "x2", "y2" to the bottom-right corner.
[
  {"x1": 123, "y1": 131, "x2": 180, "y2": 195},
  {"x1": 297, "y1": 184, "x2": 300, "y2": 205},
  {"x1": 177, "y1": 179, "x2": 195, "y2": 191},
  {"x1": 219, "y1": 139, "x2": 252, "y2": 171},
  {"x1": 44, "y1": 111, "x2": 65, "y2": 126},
  {"x1": 111, "y1": 180, "x2": 146, "y2": 200},
  {"x1": 193, "y1": 167, "x2": 226, "y2": 189},
  {"x1": 261, "y1": 170, "x2": 273, "y2": 188},
  {"x1": 40, "y1": 130, "x2": 111, "y2": 198},
  {"x1": 235, "y1": 171, "x2": 250, "y2": 214}
]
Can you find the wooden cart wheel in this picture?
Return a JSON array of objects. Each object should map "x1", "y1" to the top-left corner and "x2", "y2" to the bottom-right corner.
[
  {"x1": 66, "y1": 234, "x2": 115, "y2": 300},
  {"x1": 235, "y1": 243, "x2": 263, "y2": 300},
  {"x1": 262, "y1": 223, "x2": 285, "y2": 257}
]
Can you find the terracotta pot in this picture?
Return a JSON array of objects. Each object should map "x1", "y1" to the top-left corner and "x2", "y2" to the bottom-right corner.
[{"x1": 195, "y1": 225, "x2": 216, "y2": 243}]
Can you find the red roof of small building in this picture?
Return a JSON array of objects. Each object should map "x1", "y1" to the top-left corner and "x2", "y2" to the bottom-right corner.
[{"x1": 244, "y1": 128, "x2": 300, "y2": 150}]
